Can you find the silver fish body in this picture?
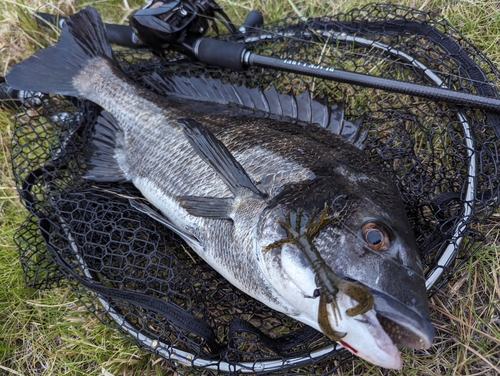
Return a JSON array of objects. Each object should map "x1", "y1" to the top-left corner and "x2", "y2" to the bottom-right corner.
[{"x1": 6, "y1": 7, "x2": 434, "y2": 369}]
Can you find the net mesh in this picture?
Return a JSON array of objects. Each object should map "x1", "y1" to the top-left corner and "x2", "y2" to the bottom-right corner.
[{"x1": 10, "y1": 3, "x2": 500, "y2": 374}]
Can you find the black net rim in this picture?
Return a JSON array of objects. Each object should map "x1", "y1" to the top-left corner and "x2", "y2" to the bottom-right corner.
[{"x1": 10, "y1": 3, "x2": 500, "y2": 374}]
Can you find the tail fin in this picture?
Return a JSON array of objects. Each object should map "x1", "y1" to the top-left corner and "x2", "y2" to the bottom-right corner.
[{"x1": 6, "y1": 7, "x2": 113, "y2": 97}]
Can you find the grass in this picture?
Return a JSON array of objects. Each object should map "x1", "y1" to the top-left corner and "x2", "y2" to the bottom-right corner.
[{"x1": 1, "y1": 0, "x2": 499, "y2": 375}]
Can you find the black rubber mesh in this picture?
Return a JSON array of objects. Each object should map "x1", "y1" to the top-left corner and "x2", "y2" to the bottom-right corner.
[{"x1": 10, "y1": 3, "x2": 500, "y2": 375}]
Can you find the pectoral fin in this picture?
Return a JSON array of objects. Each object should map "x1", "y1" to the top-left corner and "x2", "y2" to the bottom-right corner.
[{"x1": 177, "y1": 117, "x2": 266, "y2": 198}]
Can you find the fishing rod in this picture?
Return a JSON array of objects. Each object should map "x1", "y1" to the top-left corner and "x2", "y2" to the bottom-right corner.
[
  {"x1": 1, "y1": 0, "x2": 494, "y2": 290},
  {"x1": 18, "y1": 0, "x2": 500, "y2": 114},
  {"x1": 8, "y1": 2, "x2": 500, "y2": 372}
]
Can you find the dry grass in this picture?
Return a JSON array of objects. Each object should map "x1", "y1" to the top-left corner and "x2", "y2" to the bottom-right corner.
[{"x1": 1, "y1": 0, "x2": 499, "y2": 375}]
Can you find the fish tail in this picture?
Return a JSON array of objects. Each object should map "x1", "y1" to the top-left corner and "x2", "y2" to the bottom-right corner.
[{"x1": 6, "y1": 7, "x2": 114, "y2": 97}]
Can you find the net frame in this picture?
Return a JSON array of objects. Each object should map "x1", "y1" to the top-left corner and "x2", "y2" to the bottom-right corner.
[{"x1": 10, "y1": 3, "x2": 500, "y2": 374}]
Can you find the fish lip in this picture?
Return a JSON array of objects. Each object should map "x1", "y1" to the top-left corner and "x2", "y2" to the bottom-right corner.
[
  {"x1": 350, "y1": 313, "x2": 403, "y2": 370},
  {"x1": 371, "y1": 290, "x2": 434, "y2": 349},
  {"x1": 325, "y1": 294, "x2": 403, "y2": 370}
]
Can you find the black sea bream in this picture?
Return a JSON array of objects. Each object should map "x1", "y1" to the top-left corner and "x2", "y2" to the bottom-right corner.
[{"x1": 6, "y1": 7, "x2": 434, "y2": 369}]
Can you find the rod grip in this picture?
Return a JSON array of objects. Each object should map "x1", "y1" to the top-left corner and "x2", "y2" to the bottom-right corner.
[
  {"x1": 104, "y1": 24, "x2": 144, "y2": 48},
  {"x1": 36, "y1": 12, "x2": 144, "y2": 48},
  {"x1": 195, "y1": 38, "x2": 246, "y2": 71}
]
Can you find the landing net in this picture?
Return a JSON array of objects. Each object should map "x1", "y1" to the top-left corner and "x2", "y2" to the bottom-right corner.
[{"x1": 11, "y1": 3, "x2": 500, "y2": 374}]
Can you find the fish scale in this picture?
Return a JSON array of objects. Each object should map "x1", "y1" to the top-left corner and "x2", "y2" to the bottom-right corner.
[{"x1": 6, "y1": 7, "x2": 434, "y2": 370}]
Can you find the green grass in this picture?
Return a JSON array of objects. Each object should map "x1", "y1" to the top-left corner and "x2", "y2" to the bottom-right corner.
[{"x1": 1, "y1": 0, "x2": 500, "y2": 375}]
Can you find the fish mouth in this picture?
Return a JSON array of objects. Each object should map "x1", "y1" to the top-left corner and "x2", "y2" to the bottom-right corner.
[
  {"x1": 327, "y1": 290, "x2": 434, "y2": 369},
  {"x1": 372, "y1": 290, "x2": 434, "y2": 350},
  {"x1": 323, "y1": 293, "x2": 403, "y2": 369}
]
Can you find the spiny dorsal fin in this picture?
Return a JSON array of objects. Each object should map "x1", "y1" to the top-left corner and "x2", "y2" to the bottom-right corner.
[{"x1": 143, "y1": 73, "x2": 366, "y2": 147}]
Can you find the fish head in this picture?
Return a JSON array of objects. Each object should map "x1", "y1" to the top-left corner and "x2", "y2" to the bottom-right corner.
[{"x1": 256, "y1": 176, "x2": 434, "y2": 369}]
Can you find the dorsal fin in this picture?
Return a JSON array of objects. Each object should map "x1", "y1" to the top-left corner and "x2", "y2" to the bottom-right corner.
[{"x1": 143, "y1": 73, "x2": 366, "y2": 147}]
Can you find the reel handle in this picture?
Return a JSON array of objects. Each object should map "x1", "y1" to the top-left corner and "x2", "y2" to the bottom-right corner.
[{"x1": 239, "y1": 10, "x2": 264, "y2": 33}]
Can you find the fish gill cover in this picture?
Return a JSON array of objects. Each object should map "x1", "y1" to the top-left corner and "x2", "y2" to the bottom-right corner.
[{"x1": 9, "y1": 2, "x2": 500, "y2": 375}]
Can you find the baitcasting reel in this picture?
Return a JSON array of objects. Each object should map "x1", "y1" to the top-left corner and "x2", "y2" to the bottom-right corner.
[{"x1": 130, "y1": 0, "x2": 238, "y2": 50}]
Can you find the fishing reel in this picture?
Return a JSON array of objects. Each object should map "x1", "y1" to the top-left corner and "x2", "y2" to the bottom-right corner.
[
  {"x1": 131, "y1": 0, "x2": 268, "y2": 71},
  {"x1": 7, "y1": 2, "x2": 500, "y2": 374},
  {"x1": 129, "y1": 0, "x2": 255, "y2": 51}
]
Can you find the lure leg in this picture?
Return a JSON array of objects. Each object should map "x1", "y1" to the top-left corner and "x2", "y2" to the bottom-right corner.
[{"x1": 265, "y1": 204, "x2": 374, "y2": 341}]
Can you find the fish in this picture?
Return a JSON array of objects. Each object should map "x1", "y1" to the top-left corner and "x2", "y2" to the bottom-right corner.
[{"x1": 6, "y1": 7, "x2": 434, "y2": 369}]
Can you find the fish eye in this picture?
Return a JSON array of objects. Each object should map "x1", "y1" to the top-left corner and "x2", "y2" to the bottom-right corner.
[{"x1": 361, "y1": 222, "x2": 390, "y2": 251}]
